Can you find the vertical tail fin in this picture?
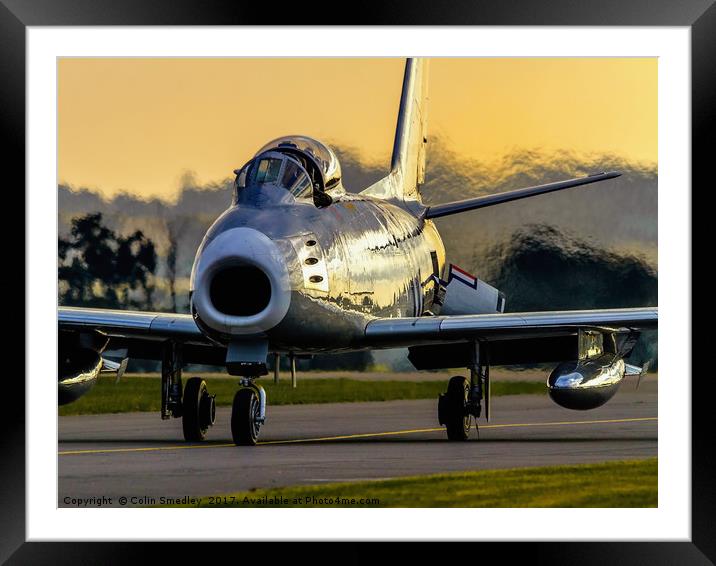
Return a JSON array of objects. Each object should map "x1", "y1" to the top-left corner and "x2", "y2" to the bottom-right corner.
[
  {"x1": 361, "y1": 58, "x2": 429, "y2": 202},
  {"x1": 391, "y1": 58, "x2": 430, "y2": 200}
]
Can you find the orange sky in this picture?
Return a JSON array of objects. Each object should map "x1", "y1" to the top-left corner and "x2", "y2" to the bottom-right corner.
[{"x1": 58, "y1": 58, "x2": 657, "y2": 200}]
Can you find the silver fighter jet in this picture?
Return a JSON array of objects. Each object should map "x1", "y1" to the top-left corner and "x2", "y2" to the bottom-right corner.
[{"x1": 58, "y1": 59, "x2": 657, "y2": 445}]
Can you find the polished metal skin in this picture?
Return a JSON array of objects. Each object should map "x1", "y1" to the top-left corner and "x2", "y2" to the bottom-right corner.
[
  {"x1": 188, "y1": 150, "x2": 446, "y2": 352},
  {"x1": 59, "y1": 307, "x2": 201, "y2": 341},
  {"x1": 58, "y1": 331, "x2": 109, "y2": 405},
  {"x1": 58, "y1": 349, "x2": 103, "y2": 405},
  {"x1": 57, "y1": 58, "x2": 658, "y2": 415},
  {"x1": 365, "y1": 307, "x2": 659, "y2": 348},
  {"x1": 192, "y1": 227, "x2": 291, "y2": 336},
  {"x1": 548, "y1": 354, "x2": 626, "y2": 410}
]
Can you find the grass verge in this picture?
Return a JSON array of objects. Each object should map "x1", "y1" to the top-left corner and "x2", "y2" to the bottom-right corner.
[
  {"x1": 59, "y1": 375, "x2": 545, "y2": 416},
  {"x1": 164, "y1": 458, "x2": 657, "y2": 508}
]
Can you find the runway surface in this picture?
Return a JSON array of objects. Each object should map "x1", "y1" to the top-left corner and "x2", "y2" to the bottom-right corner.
[{"x1": 58, "y1": 381, "x2": 657, "y2": 507}]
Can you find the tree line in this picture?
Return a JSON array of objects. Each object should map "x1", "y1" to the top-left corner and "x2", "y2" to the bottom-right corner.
[{"x1": 58, "y1": 213, "x2": 157, "y2": 309}]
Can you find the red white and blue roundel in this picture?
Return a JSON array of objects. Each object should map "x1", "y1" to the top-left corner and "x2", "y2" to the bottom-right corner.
[{"x1": 447, "y1": 264, "x2": 477, "y2": 289}]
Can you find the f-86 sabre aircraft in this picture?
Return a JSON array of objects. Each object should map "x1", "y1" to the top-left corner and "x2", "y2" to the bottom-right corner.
[{"x1": 58, "y1": 58, "x2": 657, "y2": 445}]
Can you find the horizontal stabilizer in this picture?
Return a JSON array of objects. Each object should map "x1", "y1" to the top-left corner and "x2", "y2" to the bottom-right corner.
[{"x1": 424, "y1": 171, "x2": 620, "y2": 219}]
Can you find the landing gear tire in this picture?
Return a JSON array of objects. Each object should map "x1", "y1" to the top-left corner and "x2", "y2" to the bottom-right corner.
[
  {"x1": 182, "y1": 378, "x2": 215, "y2": 442},
  {"x1": 443, "y1": 376, "x2": 471, "y2": 441},
  {"x1": 231, "y1": 388, "x2": 262, "y2": 446}
]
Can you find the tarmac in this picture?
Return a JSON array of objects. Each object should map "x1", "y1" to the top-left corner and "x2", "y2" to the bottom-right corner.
[{"x1": 58, "y1": 380, "x2": 657, "y2": 507}]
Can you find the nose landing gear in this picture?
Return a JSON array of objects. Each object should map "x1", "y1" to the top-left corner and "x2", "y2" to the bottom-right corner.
[{"x1": 231, "y1": 379, "x2": 267, "y2": 446}]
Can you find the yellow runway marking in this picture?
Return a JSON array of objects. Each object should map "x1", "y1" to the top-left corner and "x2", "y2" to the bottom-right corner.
[
  {"x1": 58, "y1": 416, "x2": 656, "y2": 456},
  {"x1": 59, "y1": 442, "x2": 237, "y2": 455},
  {"x1": 260, "y1": 417, "x2": 657, "y2": 445}
]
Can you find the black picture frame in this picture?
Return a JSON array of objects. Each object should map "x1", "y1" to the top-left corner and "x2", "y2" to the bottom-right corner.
[{"x1": 6, "y1": 0, "x2": 707, "y2": 562}]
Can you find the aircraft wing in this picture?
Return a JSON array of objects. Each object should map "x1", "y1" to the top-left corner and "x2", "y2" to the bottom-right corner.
[
  {"x1": 58, "y1": 306, "x2": 226, "y2": 364},
  {"x1": 365, "y1": 307, "x2": 657, "y2": 367},
  {"x1": 60, "y1": 305, "x2": 657, "y2": 367},
  {"x1": 59, "y1": 306, "x2": 206, "y2": 342}
]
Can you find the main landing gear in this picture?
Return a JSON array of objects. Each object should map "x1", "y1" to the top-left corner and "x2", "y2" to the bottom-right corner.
[
  {"x1": 160, "y1": 340, "x2": 271, "y2": 446},
  {"x1": 182, "y1": 377, "x2": 216, "y2": 441},
  {"x1": 438, "y1": 340, "x2": 490, "y2": 441},
  {"x1": 161, "y1": 341, "x2": 216, "y2": 442}
]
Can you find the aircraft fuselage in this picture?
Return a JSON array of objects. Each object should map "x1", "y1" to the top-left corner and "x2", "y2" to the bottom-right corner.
[{"x1": 190, "y1": 184, "x2": 445, "y2": 353}]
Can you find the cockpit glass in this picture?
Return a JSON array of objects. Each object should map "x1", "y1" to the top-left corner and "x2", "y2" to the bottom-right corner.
[
  {"x1": 280, "y1": 160, "x2": 311, "y2": 196},
  {"x1": 235, "y1": 166, "x2": 248, "y2": 189},
  {"x1": 253, "y1": 158, "x2": 283, "y2": 184},
  {"x1": 255, "y1": 135, "x2": 342, "y2": 189},
  {"x1": 236, "y1": 153, "x2": 312, "y2": 200}
]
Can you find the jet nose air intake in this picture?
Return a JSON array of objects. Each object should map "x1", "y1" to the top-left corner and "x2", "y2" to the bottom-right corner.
[
  {"x1": 210, "y1": 265, "x2": 271, "y2": 317},
  {"x1": 192, "y1": 227, "x2": 291, "y2": 336}
]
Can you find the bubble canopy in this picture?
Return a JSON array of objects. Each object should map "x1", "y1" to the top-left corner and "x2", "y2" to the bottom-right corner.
[
  {"x1": 255, "y1": 136, "x2": 342, "y2": 190},
  {"x1": 243, "y1": 152, "x2": 313, "y2": 198}
]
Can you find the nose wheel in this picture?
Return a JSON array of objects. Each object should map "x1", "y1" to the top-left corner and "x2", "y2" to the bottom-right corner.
[
  {"x1": 182, "y1": 377, "x2": 216, "y2": 441},
  {"x1": 231, "y1": 382, "x2": 266, "y2": 446}
]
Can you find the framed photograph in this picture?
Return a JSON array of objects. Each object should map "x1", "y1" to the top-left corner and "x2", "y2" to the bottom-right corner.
[{"x1": 8, "y1": 0, "x2": 706, "y2": 562}]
